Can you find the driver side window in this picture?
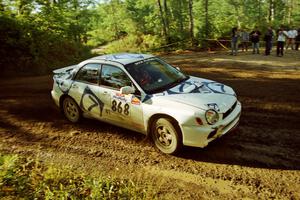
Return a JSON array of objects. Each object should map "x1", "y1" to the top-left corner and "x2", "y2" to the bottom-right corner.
[{"x1": 100, "y1": 65, "x2": 131, "y2": 89}]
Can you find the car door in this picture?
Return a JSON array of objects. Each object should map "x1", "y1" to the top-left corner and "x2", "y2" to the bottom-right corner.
[
  {"x1": 68, "y1": 63, "x2": 105, "y2": 120},
  {"x1": 99, "y1": 64, "x2": 145, "y2": 132}
]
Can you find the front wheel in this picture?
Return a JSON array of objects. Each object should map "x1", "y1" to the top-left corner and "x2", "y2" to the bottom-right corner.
[
  {"x1": 151, "y1": 118, "x2": 182, "y2": 155},
  {"x1": 62, "y1": 97, "x2": 81, "y2": 123}
]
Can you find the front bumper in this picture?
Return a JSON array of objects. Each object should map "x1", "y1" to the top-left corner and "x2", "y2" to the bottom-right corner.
[{"x1": 181, "y1": 101, "x2": 242, "y2": 148}]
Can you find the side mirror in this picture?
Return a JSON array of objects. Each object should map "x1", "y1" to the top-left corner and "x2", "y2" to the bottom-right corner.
[{"x1": 120, "y1": 86, "x2": 135, "y2": 95}]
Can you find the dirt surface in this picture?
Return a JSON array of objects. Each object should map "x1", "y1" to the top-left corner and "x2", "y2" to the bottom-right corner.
[{"x1": 1, "y1": 50, "x2": 300, "y2": 199}]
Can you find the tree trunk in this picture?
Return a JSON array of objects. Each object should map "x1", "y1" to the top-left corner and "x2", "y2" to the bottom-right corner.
[
  {"x1": 258, "y1": 0, "x2": 261, "y2": 24},
  {"x1": 287, "y1": 0, "x2": 293, "y2": 25},
  {"x1": 204, "y1": 0, "x2": 208, "y2": 40},
  {"x1": 157, "y1": 0, "x2": 168, "y2": 43},
  {"x1": 178, "y1": 0, "x2": 184, "y2": 33},
  {"x1": 188, "y1": 0, "x2": 195, "y2": 46},
  {"x1": 163, "y1": 0, "x2": 170, "y2": 42},
  {"x1": 268, "y1": 0, "x2": 274, "y2": 22}
]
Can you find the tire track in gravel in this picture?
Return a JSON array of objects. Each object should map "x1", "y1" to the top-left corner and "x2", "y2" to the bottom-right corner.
[{"x1": 1, "y1": 114, "x2": 299, "y2": 199}]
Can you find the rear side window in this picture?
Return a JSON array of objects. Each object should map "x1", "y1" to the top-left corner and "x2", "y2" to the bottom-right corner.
[
  {"x1": 100, "y1": 65, "x2": 131, "y2": 89},
  {"x1": 75, "y1": 63, "x2": 101, "y2": 84}
]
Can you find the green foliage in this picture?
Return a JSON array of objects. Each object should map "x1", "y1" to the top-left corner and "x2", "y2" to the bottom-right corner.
[
  {"x1": 0, "y1": 153, "x2": 146, "y2": 199},
  {"x1": 0, "y1": 14, "x2": 92, "y2": 76},
  {"x1": 0, "y1": 0, "x2": 93, "y2": 76},
  {"x1": 1, "y1": 0, "x2": 300, "y2": 74},
  {"x1": 0, "y1": 154, "x2": 36, "y2": 198},
  {"x1": 88, "y1": 0, "x2": 300, "y2": 52},
  {"x1": 105, "y1": 34, "x2": 163, "y2": 53}
]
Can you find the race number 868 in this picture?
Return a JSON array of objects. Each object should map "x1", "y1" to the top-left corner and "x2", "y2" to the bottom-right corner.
[{"x1": 111, "y1": 100, "x2": 130, "y2": 115}]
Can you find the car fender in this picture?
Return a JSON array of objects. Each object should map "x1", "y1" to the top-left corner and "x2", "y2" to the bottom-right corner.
[{"x1": 142, "y1": 98, "x2": 202, "y2": 135}]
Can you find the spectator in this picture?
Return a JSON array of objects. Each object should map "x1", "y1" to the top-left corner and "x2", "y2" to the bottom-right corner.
[
  {"x1": 250, "y1": 26, "x2": 261, "y2": 54},
  {"x1": 264, "y1": 27, "x2": 273, "y2": 56},
  {"x1": 240, "y1": 29, "x2": 249, "y2": 52},
  {"x1": 286, "y1": 27, "x2": 298, "y2": 50},
  {"x1": 230, "y1": 27, "x2": 239, "y2": 56},
  {"x1": 270, "y1": 27, "x2": 275, "y2": 52},
  {"x1": 296, "y1": 29, "x2": 300, "y2": 51},
  {"x1": 276, "y1": 28, "x2": 288, "y2": 57}
]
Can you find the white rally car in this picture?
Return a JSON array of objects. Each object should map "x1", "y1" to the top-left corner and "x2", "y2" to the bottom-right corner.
[{"x1": 51, "y1": 53, "x2": 241, "y2": 154}]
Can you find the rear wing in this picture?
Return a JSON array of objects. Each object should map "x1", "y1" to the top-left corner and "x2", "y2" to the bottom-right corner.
[{"x1": 53, "y1": 65, "x2": 77, "y2": 75}]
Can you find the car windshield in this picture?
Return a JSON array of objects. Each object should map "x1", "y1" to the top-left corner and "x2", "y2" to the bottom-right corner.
[{"x1": 125, "y1": 58, "x2": 189, "y2": 94}]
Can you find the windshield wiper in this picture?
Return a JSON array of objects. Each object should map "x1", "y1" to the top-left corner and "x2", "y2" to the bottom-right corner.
[
  {"x1": 149, "y1": 76, "x2": 189, "y2": 94},
  {"x1": 173, "y1": 75, "x2": 189, "y2": 86}
]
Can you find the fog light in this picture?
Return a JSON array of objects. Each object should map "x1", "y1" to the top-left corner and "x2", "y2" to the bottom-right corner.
[{"x1": 195, "y1": 117, "x2": 203, "y2": 125}]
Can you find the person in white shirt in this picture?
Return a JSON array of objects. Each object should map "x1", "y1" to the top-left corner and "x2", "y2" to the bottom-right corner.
[
  {"x1": 286, "y1": 28, "x2": 298, "y2": 50},
  {"x1": 277, "y1": 28, "x2": 288, "y2": 57},
  {"x1": 240, "y1": 29, "x2": 249, "y2": 52}
]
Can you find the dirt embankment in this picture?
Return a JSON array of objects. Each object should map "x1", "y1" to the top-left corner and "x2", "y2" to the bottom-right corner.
[{"x1": 0, "y1": 50, "x2": 300, "y2": 199}]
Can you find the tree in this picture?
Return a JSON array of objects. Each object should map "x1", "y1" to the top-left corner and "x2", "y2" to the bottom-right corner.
[
  {"x1": 268, "y1": 0, "x2": 275, "y2": 22},
  {"x1": 188, "y1": 0, "x2": 195, "y2": 46},
  {"x1": 2, "y1": 0, "x2": 300, "y2": 75},
  {"x1": 163, "y1": 0, "x2": 170, "y2": 37},
  {"x1": 157, "y1": 0, "x2": 169, "y2": 43},
  {"x1": 204, "y1": 0, "x2": 209, "y2": 38},
  {"x1": 229, "y1": 0, "x2": 242, "y2": 28}
]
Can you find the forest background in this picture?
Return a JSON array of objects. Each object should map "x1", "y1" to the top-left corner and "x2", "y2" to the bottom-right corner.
[{"x1": 0, "y1": 0, "x2": 299, "y2": 76}]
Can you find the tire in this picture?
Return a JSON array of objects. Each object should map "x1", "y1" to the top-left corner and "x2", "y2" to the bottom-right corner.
[
  {"x1": 151, "y1": 118, "x2": 182, "y2": 155},
  {"x1": 62, "y1": 97, "x2": 81, "y2": 123}
]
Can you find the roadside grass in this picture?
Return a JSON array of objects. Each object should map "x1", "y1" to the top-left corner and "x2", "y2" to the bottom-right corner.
[{"x1": 0, "y1": 153, "x2": 147, "y2": 199}]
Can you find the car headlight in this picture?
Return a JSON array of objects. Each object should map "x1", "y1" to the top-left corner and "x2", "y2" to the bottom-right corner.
[{"x1": 205, "y1": 109, "x2": 219, "y2": 125}]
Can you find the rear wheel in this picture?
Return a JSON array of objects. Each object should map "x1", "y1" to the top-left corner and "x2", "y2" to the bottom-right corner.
[
  {"x1": 62, "y1": 97, "x2": 81, "y2": 123},
  {"x1": 151, "y1": 118, "x2": 182, "y2": 155}
]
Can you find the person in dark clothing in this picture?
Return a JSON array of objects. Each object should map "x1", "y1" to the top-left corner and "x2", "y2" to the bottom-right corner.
[
  {"x1": 250, "y1": 27, "x2": 261, "y2": 54},
  {"x1": 264, "y1": 27, "x2": 273, "y2": 55},
  {"x1": 296, "y1": 29, "x2": 300, "y2": 51},
  {"x1": 231, "y1": 27, "x2": 239, "y2": 55}
]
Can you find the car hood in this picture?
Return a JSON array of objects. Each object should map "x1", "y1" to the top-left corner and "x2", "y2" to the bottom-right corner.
[{"x1": 149, "y1": 76, "x2": 237, "y2": 112}]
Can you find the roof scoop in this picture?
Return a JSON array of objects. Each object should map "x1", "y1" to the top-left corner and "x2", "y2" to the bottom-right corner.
[{"x1": 105, "y1": 53, "x2": 144, "y2": 60}]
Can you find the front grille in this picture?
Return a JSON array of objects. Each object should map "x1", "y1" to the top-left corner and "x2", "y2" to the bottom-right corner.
[
  {"x1": 223, "y1": 101, "x2": 237, "y2": 119},
  {"x1": 223, "y1": 112, "x2": 240, "y2": 131}
]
